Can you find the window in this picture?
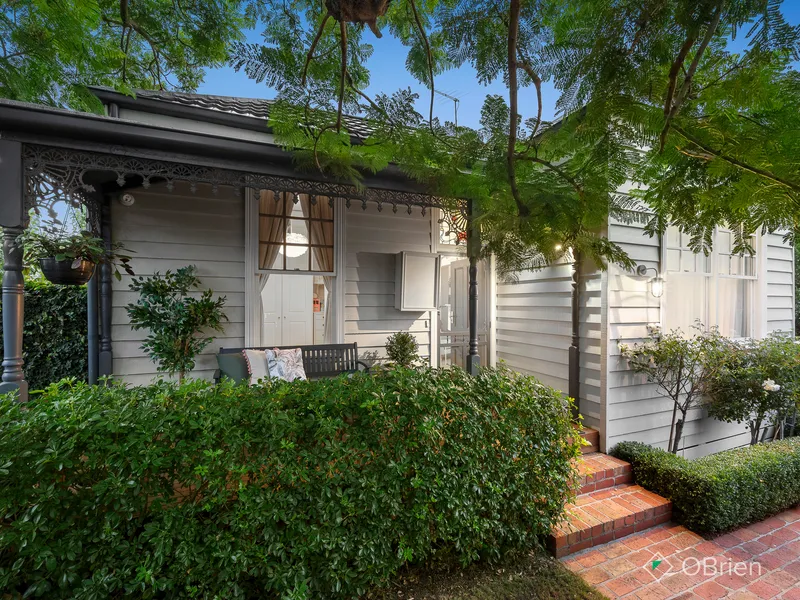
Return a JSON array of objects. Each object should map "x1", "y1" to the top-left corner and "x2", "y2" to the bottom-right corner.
[
  {"x1": 663, "y1": 226, "x2": 756, "y2": 339},
  {"x1": 258, "y1": 191, "x2": 335, "y2": 273}
]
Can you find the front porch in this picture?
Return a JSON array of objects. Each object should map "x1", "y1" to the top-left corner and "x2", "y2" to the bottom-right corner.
[{"x1": 0, "y1": 134, "x2": 485, "y2": 398}]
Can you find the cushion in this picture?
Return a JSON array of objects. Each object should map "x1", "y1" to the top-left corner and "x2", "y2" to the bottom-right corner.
[
  {"x1": 216, "y1": 352, "x2": 250, "y2": 385},
  {"x1": 242, "y1": 349, "x2": 270, "y2": 385},
  {"x1": 265, "y1": 348, "x2": 307, "y2": 382}
]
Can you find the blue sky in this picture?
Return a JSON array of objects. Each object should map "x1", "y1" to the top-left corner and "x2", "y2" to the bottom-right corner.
[{"x1": 198, "y1": 6, "x2": 800, "y2": 130}]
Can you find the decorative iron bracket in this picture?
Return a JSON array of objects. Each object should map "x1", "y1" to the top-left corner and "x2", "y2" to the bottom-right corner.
[{"x1": 22, "y1": 144, "x2": 463, "y2": 217}]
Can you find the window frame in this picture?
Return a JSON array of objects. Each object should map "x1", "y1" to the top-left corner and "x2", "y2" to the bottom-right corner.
[
  {"x1": 256, "y1": 191, "x2": 337, "y2": 277},
  {"x1": 662, "y1": 226, "x2": 758, "y2": 340}
]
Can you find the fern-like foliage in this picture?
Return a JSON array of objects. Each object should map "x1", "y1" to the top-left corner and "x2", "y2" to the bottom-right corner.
[
  {"x1": 231, "y1": 1, "x2": 800, "y2": 276},
  {"x1": 0, "y1": 0, "x2": 250, "y2": 113}
]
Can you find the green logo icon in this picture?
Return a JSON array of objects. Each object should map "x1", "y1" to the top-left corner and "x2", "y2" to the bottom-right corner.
[{"x1": 651, "y1": 559, "x2": 663, "y2": 570}]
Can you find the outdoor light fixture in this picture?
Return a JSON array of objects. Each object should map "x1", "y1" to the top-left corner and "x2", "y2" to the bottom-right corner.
[{"x1": 636, "y1": 264, "x2": 664, "y2": 298}]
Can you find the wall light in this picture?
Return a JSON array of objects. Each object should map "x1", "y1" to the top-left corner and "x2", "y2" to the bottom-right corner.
[{"x1": 636, "y1": 265, "x2": 664, "y2": 298}]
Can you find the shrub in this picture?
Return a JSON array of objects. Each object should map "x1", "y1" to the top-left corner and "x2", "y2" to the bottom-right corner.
[
  {"x1": 0, "y1": 366, "x2": 580, "y2": 599},
  {"x1": 384, "y1": 331, "x2": 421, "y2": 367},
  {"x1": 706, "y1": 334, "x2": 800, "y2": 445},
  {"x1": 618, "y1": 324, "x2": 726, "y2": 453},
  {"x1": 611, "y1": 440, "x2": 800, "y2": 534},
  {"x1": 0, "y1": 281, "x2": 87, "y2": 390},
  {"x1": 126, "y1": 266, "x2": 228, "y2": 382}
]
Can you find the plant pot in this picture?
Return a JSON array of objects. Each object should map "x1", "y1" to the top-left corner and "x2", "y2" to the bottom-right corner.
[{"x1": 39, "y1": 257, "x2": 95, "y2": 286}]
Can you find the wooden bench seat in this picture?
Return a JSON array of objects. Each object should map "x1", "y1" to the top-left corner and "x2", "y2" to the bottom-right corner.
[{"x1": 214, "y1": 342, "x2": 370, "y2": 383}]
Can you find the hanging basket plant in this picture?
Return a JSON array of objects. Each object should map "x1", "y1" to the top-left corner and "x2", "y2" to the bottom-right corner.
[
  {"x1": 324, "y1": 0, "x2": 391, "y2": 37},
  {"x1": 21, "y1": 229, "x2": 135, "y2": 286},
  {"x1": 38, "y1": 256, "x2": 96, "y2": 286}
]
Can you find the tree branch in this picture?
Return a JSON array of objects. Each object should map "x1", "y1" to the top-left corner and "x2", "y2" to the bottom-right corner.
[
  {"x1": 517, "y1": 155, "x2": 585, "y2": 199},
  {"x1": 409, "y1": 0, "x2": 435, "y2": 129},
  {"x1": 336, "y1": 20, "x2": 347, "y2": 133},
  {"x1": 661, "y1": 34, "x2": 697, "y2": 148},
  {"x1": 301, "y1": 13, "x2": 331, "y2": 87},
  {"x1": 517, "y1": 59, "x2": 542, "y2": 139},
  {"x1": 672, "y1": 124, "x2": 800, "y2": 196},
  {"x1": 661, "y1": 2, "x2": 724, "y2": 150},
  {"x1": 506, "y1": 0, "x2": 529, "y2": 217}
]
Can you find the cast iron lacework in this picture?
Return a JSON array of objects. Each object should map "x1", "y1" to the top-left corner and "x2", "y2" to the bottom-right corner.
[
  {"x1": 439, "y1": 205, "x2": 470, "y2": 245},
  {"x1": 22, "y1": 145, "x2": 467, "y2": 225}
]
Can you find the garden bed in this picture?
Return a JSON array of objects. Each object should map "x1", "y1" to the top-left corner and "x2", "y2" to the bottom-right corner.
[{"x1": 611, "y1": 439, "x2": 800, "y2": 535}]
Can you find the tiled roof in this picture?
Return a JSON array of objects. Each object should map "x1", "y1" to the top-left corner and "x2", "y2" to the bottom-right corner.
[{"x1": 129, "y1": 89, "x2": 374, "y2": 138}]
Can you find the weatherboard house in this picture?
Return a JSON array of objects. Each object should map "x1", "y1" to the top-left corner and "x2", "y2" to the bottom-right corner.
[{"x1": 0, "y1": 87, "x2": 793, "y2": 458}]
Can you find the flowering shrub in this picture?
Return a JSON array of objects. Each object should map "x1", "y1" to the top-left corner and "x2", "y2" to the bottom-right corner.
[
  {"x1": 618, "y1": 323, "x2": 725, "y2": 453},
  {"x1": 706, "y1": 334, "x2": 799, "y2": 445},
  {"x1": 0, "y1": 367, "x2": 580, "y2": 599}
]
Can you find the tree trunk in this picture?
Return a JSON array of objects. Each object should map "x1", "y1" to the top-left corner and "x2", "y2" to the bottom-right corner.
[
  {"x1": 750, "y1": 419, "x2": 762, "y2": 445},
  {"x1": 668, "y1": 400, "x2": 678, "y2": 452},
  {"x1": 671, "y1": 418, "x2": 685, "y2": 454}
]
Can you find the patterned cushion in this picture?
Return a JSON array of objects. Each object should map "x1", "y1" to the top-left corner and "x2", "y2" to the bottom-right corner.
[
  {"x1": 242, "y1": 349, "x2": 270, "y2": 385},
  {"x1": 265, "y1": 348, "x2": 307, "y2": 382}
]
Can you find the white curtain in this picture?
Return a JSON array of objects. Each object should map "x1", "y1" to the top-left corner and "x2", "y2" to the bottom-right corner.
[
  {"x1": 301, "y1": 195, "x2": 335, "y2": 342},
  {"x1": 256, "y1": 190, "x2": 286, "y2": 345}
]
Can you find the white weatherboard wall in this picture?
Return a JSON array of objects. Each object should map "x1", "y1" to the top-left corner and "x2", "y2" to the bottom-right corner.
[
  {"x1": 605, "y1": 218, "x2": 795, "y2": 458},
  {"x1": 344, "y1": 204, "x2": 433, "y2": 363},
  {"x1": 494, "y1": 254, "x2": 603, "y2": 432},
  {"x1": 111, "y1": 182, "x2": 246, "y2": 385},
  {"x1": 764, "y1": 231, "x2": 795, "y2": 334}
]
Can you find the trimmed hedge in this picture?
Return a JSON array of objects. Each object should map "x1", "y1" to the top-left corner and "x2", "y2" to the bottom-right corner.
[
  {"x1": 611, "y1": 439, "x2": 800, "y2": 534},
  {"x1": 0, "y1": 281, "x2": 87, "y2": 390},
  {"x1": 0, "y1": 366, "x2": 580, "y2": 599}
]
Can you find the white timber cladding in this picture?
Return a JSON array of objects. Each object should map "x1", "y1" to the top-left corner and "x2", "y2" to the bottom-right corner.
[
  {"x1": 494, "y1": 253, "x2": 604, "y2": 432},
  {"x1": 111, "y1": 181, "x2": 246, "y2": 385},
  {"x1": 605, "y1": 215, "x2": 796, "y2": 459},
  {"x1": 344, "y1": 203, "x2": 433, "y2": 363},
  {"x1": 764, "y1": 231, "x2": 795, "y2": 334}
]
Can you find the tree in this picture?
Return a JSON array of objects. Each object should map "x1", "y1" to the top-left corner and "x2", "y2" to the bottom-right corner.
[
  {"x1": 231, "y1": 0, "x2": 800, "y2": 275},
  {"x1": 126, "y1": 266, "x2": 228, "y2": 382},
  {"x1": 618, "y1": 324, "x2": 726, "y2": 453},
  {"x1": 1, "y1": 0, "x2": 251, "y2": 112}
]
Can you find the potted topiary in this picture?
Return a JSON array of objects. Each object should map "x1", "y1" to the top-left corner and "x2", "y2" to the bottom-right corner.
[
  {"x1": 384, "y1": 331, "x2": 423, "y2": 368},
  {"x1": 21, "y1": 229, "x2": 134, "y2": 285}
]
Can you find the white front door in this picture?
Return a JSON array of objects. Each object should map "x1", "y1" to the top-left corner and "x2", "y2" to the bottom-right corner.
[
  {"x1": 261, "y1": 274, "x2": 314, "y2": 346},
  {"x1": 282, "y1": 275, "x2": 314, "y2": 346},
  {"x1": 262, "y1": 275, "x2": 283, "y2": 345}
]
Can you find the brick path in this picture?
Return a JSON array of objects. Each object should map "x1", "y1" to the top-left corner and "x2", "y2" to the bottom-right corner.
[{"x1": 563, "y1": 506, "x2": 800, "y2": 599}]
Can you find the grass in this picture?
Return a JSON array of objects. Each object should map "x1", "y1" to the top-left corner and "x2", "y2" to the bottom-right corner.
[{"x1": 373, "y1": 552, "x2": 607, "y2": 600}]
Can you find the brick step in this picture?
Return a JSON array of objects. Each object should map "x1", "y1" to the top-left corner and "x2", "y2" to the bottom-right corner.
[
  {"x1": 576, "y1": 452, "x2": 632, "y2": 495},
  {"x1": 571, "y1": 426, "x2": 599, "y2": 454},
  {"x1": 548, "y1": 484, "x2": 672, "y2": 558}
]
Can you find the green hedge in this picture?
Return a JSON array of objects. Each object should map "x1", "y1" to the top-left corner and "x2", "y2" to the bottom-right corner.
[
  {"x1": 0, "y1": 281, "x2": 87, "y2": 390},
  {"x1": 0, "y1": 367, "x2": 580, "y2": 599},
  {"x1": 611, "y1": 439, "x2": 800, "y2": 534}
]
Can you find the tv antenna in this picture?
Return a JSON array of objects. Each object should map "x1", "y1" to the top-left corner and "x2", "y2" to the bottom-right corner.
[{"x1": 434, "y1": 90, "x2": 460, "y2": 127}]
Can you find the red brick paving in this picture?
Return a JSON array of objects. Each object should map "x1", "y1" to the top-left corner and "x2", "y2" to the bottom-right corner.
[{"x1": 564, "y1": 506, "x2": 800, "y2": 599}]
